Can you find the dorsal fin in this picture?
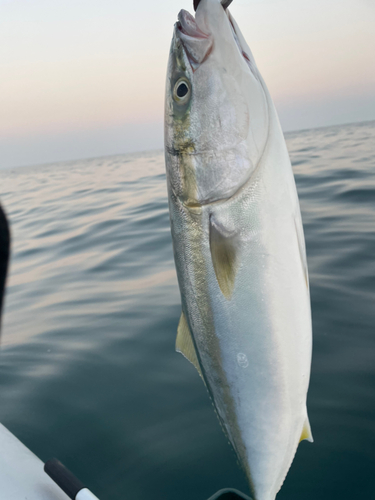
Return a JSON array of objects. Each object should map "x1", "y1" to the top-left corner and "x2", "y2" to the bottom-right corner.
[
  {"x1": 176, "y1": 312, "x2": 203, "y2": 380},
  {"x1": 209, "y1": 216, "x2": 239, "y2": 299},
  {"x1": 300, "y1": 415, "x2": 313, "y2": 443}
]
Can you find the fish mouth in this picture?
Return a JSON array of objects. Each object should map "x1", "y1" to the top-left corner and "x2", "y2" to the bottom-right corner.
[
  {"x1": 175, "y1": 9, "x2": 213, "y2": 70},
  {"x1": 177, "y1": 9, "x2": 209, "y2": 39},
  {"x1": 175, "y1": 2, "x2": 258, "y2": 75}
]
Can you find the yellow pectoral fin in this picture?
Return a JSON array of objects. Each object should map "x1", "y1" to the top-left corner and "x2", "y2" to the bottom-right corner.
[
  {"x1": 176, "y1": 312, "x2": 203, "y2": 380},
  {"x1": 294, "y1": 216, "x2": 309, "y2": 289},
  {"x1": 300, "y1": 416, "x2": 314, "y2": 443},
  {"x1": 209, "y1": 216, "x2": 239, "y2": 300}
]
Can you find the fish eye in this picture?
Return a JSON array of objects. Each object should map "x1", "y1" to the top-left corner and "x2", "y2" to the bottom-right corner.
[
  {"x1": 173, "y1": 78, "x2": 191, "y2": 104},
  {"x1": 177, "y1": 82, "x2": 188, "y2": 97}
]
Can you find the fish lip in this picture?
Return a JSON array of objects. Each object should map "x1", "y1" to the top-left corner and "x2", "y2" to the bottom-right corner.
[
  {"x1": 173, "y1": 10, "x2": 213, "y2": 70},
  {"x1": 177, "y1": 9, "x2": 210, "y2": 39}
]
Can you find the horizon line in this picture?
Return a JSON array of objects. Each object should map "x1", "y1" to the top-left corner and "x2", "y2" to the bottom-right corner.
[{"x1": 1, "y1": 118, "x2": 374, "y2": 173}]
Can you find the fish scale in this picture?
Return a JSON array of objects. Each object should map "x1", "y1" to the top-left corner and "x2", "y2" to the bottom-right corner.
[{"x1": 164, "y1": 1, "x2": 313, "y2": 499}]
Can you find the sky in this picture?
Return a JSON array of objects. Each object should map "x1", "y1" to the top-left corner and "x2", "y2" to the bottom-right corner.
[{"x1": 0, "y1": 0, "x2": 374, "y2": 169}]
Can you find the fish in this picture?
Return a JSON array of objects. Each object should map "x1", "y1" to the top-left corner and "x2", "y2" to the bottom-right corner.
[{"x1": 164, "y1": 1, "x2": 313, "y2": 499}]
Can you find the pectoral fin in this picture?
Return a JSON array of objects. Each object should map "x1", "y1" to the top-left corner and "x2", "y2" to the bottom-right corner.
[
  {"x1": 176, "y1": 312, "x2": 203, "y2": 380},
  {"x1": 300, "y1": 415, "x2": 313, "y2": 443},
  {"x1": 209, "y1": 216, "x2": 239, "y2": 299},
  {"x1": 294, "y1": 216, "x2": 309, "y2": 289}
]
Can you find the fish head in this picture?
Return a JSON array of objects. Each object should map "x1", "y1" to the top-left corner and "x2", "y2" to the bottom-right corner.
[{"x1": 165, "y1": 0, "x2": 269, "y2": 208}]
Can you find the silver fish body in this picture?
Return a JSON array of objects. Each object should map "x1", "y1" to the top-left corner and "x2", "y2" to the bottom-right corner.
[{"x1": 164, "y1": 2, "x2": 313, "y2": 499}]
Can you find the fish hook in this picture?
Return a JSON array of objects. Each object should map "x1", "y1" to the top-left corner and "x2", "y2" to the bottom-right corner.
[{"x1": 194, "y1": 0, "x2": 233, "y2": 12}]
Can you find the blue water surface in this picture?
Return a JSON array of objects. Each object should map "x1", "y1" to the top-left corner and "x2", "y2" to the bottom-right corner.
[{"x1": 0, "y1": 121, "x2": 374, "y2": 500}]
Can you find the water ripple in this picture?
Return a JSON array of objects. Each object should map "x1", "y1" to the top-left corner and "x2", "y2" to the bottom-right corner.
[{"x1": 0, "y1": 122, "x2": 375, "y2": 500}]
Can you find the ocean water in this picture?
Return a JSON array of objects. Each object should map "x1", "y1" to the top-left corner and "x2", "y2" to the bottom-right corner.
[{"x1": 0, "y1": 120, "x2": 374, "y2": 500}]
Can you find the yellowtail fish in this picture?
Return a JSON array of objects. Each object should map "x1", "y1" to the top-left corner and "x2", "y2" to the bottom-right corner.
[{"x1": 164, "y1": 1, "x2": 313, "y2": 499}]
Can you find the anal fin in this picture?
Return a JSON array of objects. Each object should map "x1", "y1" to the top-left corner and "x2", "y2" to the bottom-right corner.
[
  {"x1": 300, "y1": 415, "x2": 314, "y2": 443},
  {"x1": 176, "y1": 312, "x2": 203, "y2": 380}
]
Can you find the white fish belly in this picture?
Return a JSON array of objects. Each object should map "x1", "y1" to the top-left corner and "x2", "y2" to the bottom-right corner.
[{"x1": 168, "y1": 127, "x2": 312, "y2": 500}]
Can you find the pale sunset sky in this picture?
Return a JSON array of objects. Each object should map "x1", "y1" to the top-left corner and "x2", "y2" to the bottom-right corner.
[{"x1": 0, "y1": 0, "x2": 374, "y2": 169}]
